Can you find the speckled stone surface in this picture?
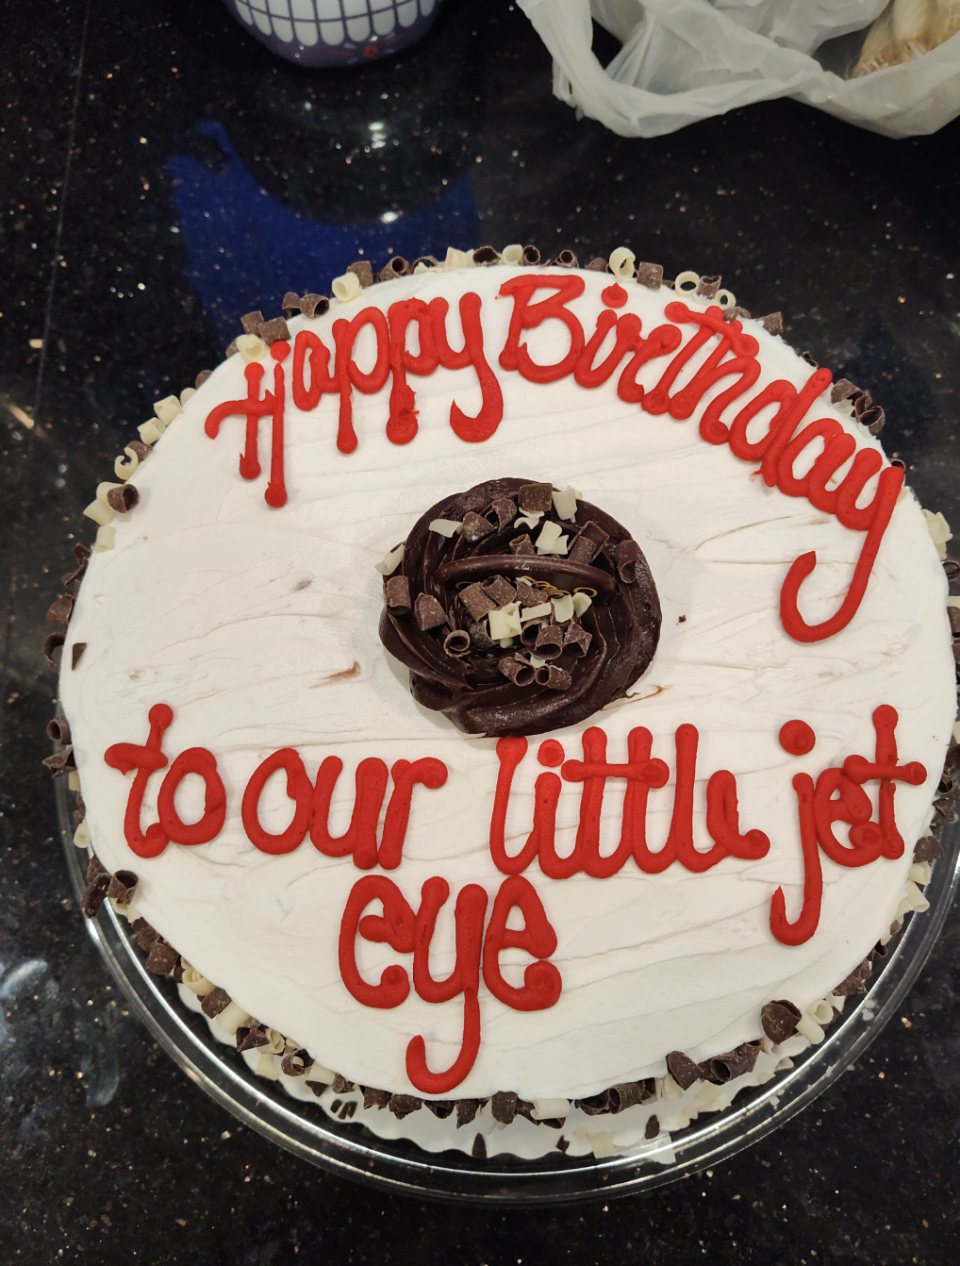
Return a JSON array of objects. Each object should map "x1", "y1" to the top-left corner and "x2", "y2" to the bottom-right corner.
[{"x1": 3, "y1": 0, "x2": 960, "y2": 1261}]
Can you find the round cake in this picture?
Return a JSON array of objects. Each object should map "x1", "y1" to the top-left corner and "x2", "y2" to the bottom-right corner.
[{"x1": 47, "y1": 245, "x2": 958, "y2": 1160}]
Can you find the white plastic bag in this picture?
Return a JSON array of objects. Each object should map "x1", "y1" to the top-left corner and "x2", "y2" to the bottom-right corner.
[{"x1": 519, "y1": 0, "x2": 960, "y2": 138}]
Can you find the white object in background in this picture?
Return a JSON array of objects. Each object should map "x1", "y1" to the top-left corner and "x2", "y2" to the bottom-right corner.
[{"x1": 519, "y1": 0, "x2": 960, "y2": 138}]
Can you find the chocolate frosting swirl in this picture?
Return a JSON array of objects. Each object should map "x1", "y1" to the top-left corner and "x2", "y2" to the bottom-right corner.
[{"x1": 378, "y1": 478, "x2": 660, "y2": 737}]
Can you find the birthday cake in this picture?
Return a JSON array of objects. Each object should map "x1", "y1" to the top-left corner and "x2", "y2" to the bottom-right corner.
[{"x1": 46, "y1": 245, "x2": 958, "y2": 1161}]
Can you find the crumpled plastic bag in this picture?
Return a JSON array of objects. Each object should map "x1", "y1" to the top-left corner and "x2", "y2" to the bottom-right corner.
[{"x1": 519, "y1": 0, "x2": 960, "y2": 138}]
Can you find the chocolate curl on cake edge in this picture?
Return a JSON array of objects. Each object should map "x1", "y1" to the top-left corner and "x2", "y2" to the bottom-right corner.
[{"x1": 378, "y1": 477, "x2": 661, "y2": 738}]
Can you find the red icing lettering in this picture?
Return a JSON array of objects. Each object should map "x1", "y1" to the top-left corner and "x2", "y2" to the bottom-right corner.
[
  {"x1": 332, "y1": 306, "x2": 391, "y2": 454},
  {"x1": 779, "y1": 464, "x2": 904, "y2": 643},
  {"x1": 104, "y1": 703, "x2": 173, "y2": 858},
  {"x1": 482, "y1": 875, "x2": 562, "y2": 1011},
  {"x1": 242, "y1": 748, "x2": 313, "y2": 855},
  {"x1": 615, "y1": 322, "x2": 684, "y2": 404},
  {"x1": 778, "y1": 719, "x2": 816, "y2": 756},
  {"x1": 378, "y1": 757, "x2": 448, "y2": 870},
  {"x1": 842, "y1": 704, "x2": 926, "y2": 859},
  {"x1": 406, "y1": 879, "x2": 487, "y2": 1094},
  {"x1": 291, "y1": 329, "x2": 335, "y2": 413},
  {"x1": 157, "y1": 747, "x2": 226, "y2": 846},
  {"x1": 601, "y1": 283, "x2": 628, "y2": 308},
  {"x1": 658, "y1": 303, "x2": 761, "y2": 445},
  {"x1": 705, "y1": 770, "x2": 771, "y2": 861},
  {"x1": 205, "y1": 357, "x2": 287, "y2": 507},
  {"x1": 310, "y1": 756, "x2": 389, "y2": 869},
  {"x1": 431, "y1": 293, "x2": 504, "y2": 442},
  {"x1": 338, "y1": 875, "x2": 416, "y2": 1008},
  {"x1": 498, "y1": 274, "x2": 586, "y2": 382},
  {"x1": 574, "y1": 309, "x2": 642, "y2": 390},
  {"x1": 770, "y1": 773, "x2": 823, "y2": 946},
  {"x1": 387, "y1": 299, "x2": 438, "y2": 445},
  {"x1": 489, "y1": 737, "x2": 542, "y2": 875}
]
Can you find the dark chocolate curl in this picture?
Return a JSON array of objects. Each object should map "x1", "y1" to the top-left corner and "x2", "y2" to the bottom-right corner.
[
  {"x1": 569, "y1": 520, "x2": 609, "y2": 565},
  {"x1": 456, "y1": 1099, "x2": 482, "y2": 1128},
  {"x1": 499, "y1": 655, "x2": 536, "y2": 687},
  {"x1": 380, "y1": 256, "x2": 410, "y2": 282},
  {"x1": 61, "y1": 542, "x2": 92, "y2": 587},
  {"x1": 444, "y1": 630, "x2": 472, "y2": 658},
  {"x1": 235, "y1": 1020, "x2": 271, "y2": 1052},
  {"x1": 833, "y1": 960, "x2": 872, "y2": 996},
  {"x1": 509, "y1": 534, "x2": 535, "y2": 557},
  {"x1": 859, "y1": 405, "x2": 885, "y2": 435},
  {"x1": 331, "y1": 1073, "x2": 355, "y2": 1094},
  {"x1": 144, "y1": 940, "x2": 179, "y2": 976},
  {"x1": 347, "y1": 260, "x2": 374, "y2": 289},
  {"x1": 586, "y1": 257, "x2": 609, "y2": 272},
  {"x1": 86, "y1": 855, "x2": 108, "y2": 884},
  {"x1": 536, "y1": 665, "x2": 572, "y2": 691},
  {"x1": 46, "y1": 594, "x2": 75, "y2": 627},
  {"x1": 195, "y1": 369, "x2": 212, "y2": 389},
  {"x1": 241, "y1": 311, "x2": 264, "y2": 335},
  {"x1": 576, "y1": 1089, "x2": 613, "y2": 1116},
  {"x1": 106, "y1": 870, "x2": 138, "y2": 904},
  {"x1": 42, "y1": 746, "x2": 76, "y2": 777},
  {"x1": 491, "y1": 497, "x2": 516, "y2": 529},
  {"x1": 201, "y1": 987, "x2": 231, "y2": 1019},
  {"x1": 725, "y1": 306, "x2": 751, "y2": 323},
  {"x1": 388, "y1": 1094, "x2": 422, "y2": 1120},
  {"x1": 760, "y1": 998, "x2": 802, "y2": 1044},
  {"x1": 71, "y1": 642, "x2": 86, "y2": 670},
  {"x1": 383, "y1": 574, "x2": 411, "y2": 614},
  {"x1": 914, "y1": 836, "x2": 944, "y2": 862},
  {"x1": 46, "y1": 715, "x2": 71, "y2": 744},
  {"x1": 521, "y1": 245, "x2": 541, "y2": 266},
  {"x1": 106, "y1": 484, "x2": 139, "y2": 514},
  {"x1": 481, "y1": 575, "x2": 517, "y2": 607},
  {"x1": 666, "y1": 1050, "x2": 702, "y2": 1091},
  {"x1": 281, "y1": 291, "x2": 302, "y2": 315},
  {"x1": 556, "y1": 250, "x2": 578, "y2": 269},
  {"x1": 703, "y1": 1041, "x2": 760, "y2": 1083},
  {"x1": 608, "y1": 1081, "x2": 654, "y2": 1113},
  {"x1": 460, "y1": 582, "x2": 496, "y2": 621},
  {"x1": 461, "y1": 512, "x2": 495, "y2": 543},
  {"x1": 260, "y1": 317, "x2": 290, "y2": 346},
  {"x1": 760, "y1": 312, "x2": 783, "y2": 336},
  {"x1": 299, "y1": 294, "x2": 329, "y2": 319},
  {"x1": 132, "y1": 918, "x2": 160, "y2": 950},
  {"x1": 697, "y1": 275, "x2": 721, "y2": 298},
  {"x1": 81, "y1": 874, "x2": 110, "y2": 919},
  {"x1": 362, "y1": 1086, "x2": 391, "y2": 1109},
  {"x1": 414, "y1": 593, "x2": 447, "y2": 631},
  {"x1": 425, "y1": 1099, "x2": 455, "y2": 1119},
  {"x1": 830, "y1": 378, "x2": 859, "y2": 404},
  {"x1": 636, "y1": 262, "x2": 663, "y2": 289},
  {"x1": 466, "y1": 619, "x2": 494, "y2": 650},
  {"x1": 225, "y1": 339, "x2": 238, "y2": 358},
  {"x1": 801, "y1": 351, "x2": 819, "y2": 368},
  {"x1": 411, "y1": 256, "x2": 439, "y2": 272},
  {"x1": 615, "y1": 539, "x2": 643, "y2": 583},
  {"x1": 281, "y1": 1049, "x2": 313, "y2": 1077},
  {"x1": 43, "y1": 632, "x2": 65, "y2": 669},
  {"x1": 491, "y1": 1091, "x2": 518, "y2": 1125},
  {"x1": 518, "y1": 483, "x2": 553, "y2": 515},
  {"x1": 564, "y1": 619, "x2": 592, "y2": 657},
  {"x1": 644, "y1": 1115, "x2": 659, "y2": 1140},
  {"x1": 520, "y1": 618, "x2": 546, "y2": 647},
  {"x1": 471, "y1": 1134, "x2": 487, "y2": 1159},
  {"x1": 472, "y1": 246, "x2": 499, "y2": 266},
  {"x1": 534, "y1": 624, "x2": 564, "y2": 660}
]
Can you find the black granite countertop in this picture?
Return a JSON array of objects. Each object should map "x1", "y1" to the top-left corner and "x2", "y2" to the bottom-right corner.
[{"x1": 3, "y1": 1, "x2": 960, "y2": 1260}]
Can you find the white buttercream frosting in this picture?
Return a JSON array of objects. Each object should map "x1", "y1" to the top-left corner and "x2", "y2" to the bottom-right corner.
[{"x1": 59, "y1": 264, "x2": 955, "y2": 1152}]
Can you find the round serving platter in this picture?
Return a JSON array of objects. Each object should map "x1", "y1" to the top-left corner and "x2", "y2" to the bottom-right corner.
[{"x1": 60, "y1": 781, "x2": 960, "y2": 1205}]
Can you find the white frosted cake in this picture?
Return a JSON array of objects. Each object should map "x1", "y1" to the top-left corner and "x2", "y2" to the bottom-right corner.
[{"x1": 46, "y1": 245, "x2": 958, "y2": 1161}]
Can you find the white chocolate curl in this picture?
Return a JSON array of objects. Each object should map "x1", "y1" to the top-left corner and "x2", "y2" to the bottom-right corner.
[
  {"x1": 609, "y1": 247, "x2": 636, "y2": 280},
  {"x1": 332, "y1": 272, "x2": 362, "y2": 304},
  {"x1": 237, "y1": 334, "x2": 267, "y2": 363},
  {"x1": 552, "y1": 594, "x2": 575, "y2": 623},
  {"x1": 114, "y1": 445, "x2": 141, "y2": 481},
  {"x1": 138, "y1": 418, "x2": 165, "y2": 445},
  {"x1": 443, "y1": 246, "x2": 475, "y2": 271},
  {"x1": 923, "y1": 509, "x2": 952, "y2": 559},
  {"x1": 93, "y1": 525, "x2": 116, "y2": 553},
  {"x1": 674, "y1": 270, "x2": 701, "y2": 295},
  {"x1": 488, "y1": 603, "x2": 522, "y2": 640},
  {"x1": 154, "y1": 395, "x2": 183, "y2": 425},
  {"x1": 374, "y1": 544, "x2": 404, "y2": 576},
  {"x1": 571, "y1": 591, "x2": 593, "y2": 617},
  {"x1": 428, "y1": 519, "x2": 463, "y2": 538},
  {"x1": 501, "y1": 243, "x2": 524, "y2": 265},
  {"x1": 535, "y1": 521, "x2": 569, "y2": 555},
  {"x1": 551, "y1": 486, "x2": 579, "y2": 521},
  {"x1": 179, "y1": 387, "x2": 197, "y2": 407}
]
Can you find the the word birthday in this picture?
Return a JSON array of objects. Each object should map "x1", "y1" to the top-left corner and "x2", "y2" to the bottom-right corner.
[
  {"x1": 104, "y1": 703, "x2": 924, "y2": 1092},
  {"x1": 204, "y1": 276, "x2": 904, "y2": 645}
]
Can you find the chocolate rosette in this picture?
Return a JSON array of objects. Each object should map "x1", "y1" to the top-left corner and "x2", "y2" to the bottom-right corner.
[{"x1": 378, "y1": 478, "x2": 660, "y2": 737}]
